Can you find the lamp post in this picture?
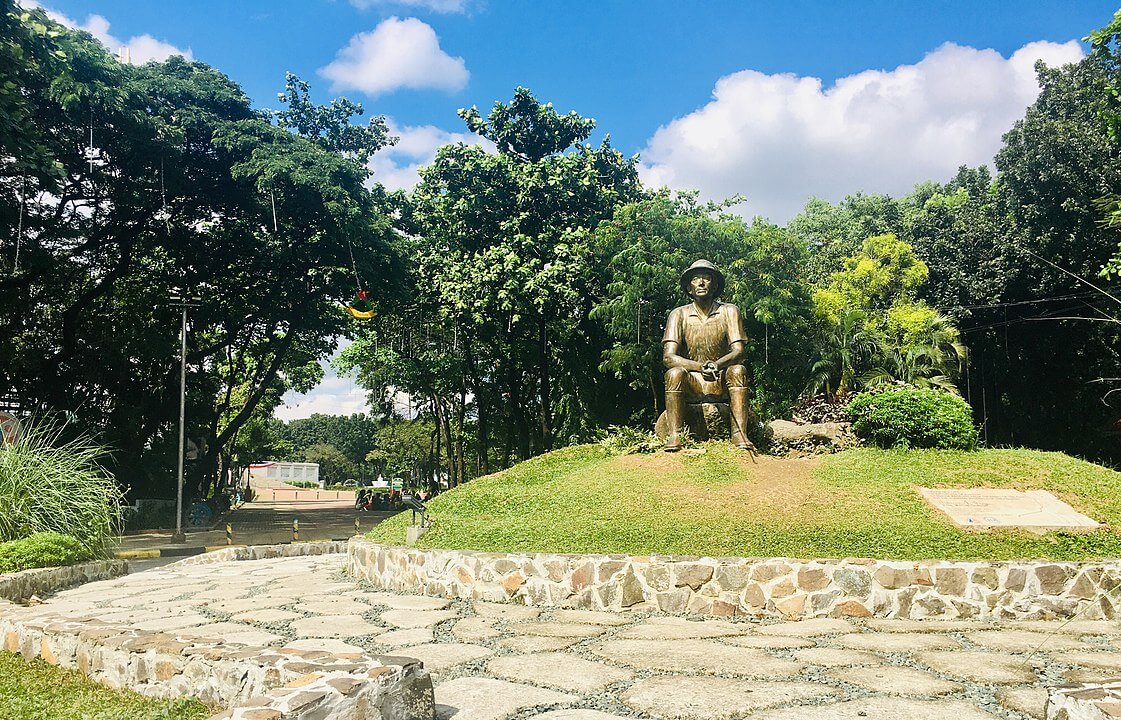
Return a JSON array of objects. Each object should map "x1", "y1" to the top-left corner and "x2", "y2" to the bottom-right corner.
[{"x1": 169, "y1": 292, "x2": 200, "y2": 543}]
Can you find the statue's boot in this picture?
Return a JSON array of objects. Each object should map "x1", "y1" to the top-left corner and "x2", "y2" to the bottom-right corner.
[
  {"x1": 728, "y1": 387, "x2": 756, "y2": 451},
  {"x1": 664, "y1": 390, "x2": 685, "y2": 452}
]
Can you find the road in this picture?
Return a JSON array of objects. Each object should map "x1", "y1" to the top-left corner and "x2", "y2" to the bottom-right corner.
[{"x1": 115, "y1": 497, "x2": 399, "y2": 555}]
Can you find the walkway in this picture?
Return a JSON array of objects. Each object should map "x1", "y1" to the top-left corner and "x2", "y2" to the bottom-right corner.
[{"x1": 7, "y1": 553, "x2": 1119, "y2": 719}]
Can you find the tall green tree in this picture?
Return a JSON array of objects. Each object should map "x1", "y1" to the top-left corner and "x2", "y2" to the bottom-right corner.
[{"x1": 0, "y1": 5, "x2": 399, "y2": 496}]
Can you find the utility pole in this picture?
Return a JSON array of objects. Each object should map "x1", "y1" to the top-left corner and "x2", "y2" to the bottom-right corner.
[{"x1": 170, "y1": 292, "x2": 200, "y2": 543}]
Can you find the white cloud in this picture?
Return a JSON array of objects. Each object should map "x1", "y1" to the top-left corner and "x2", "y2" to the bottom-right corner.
[
  {"x1": 368, "y1": 120, "x2": 494, "y2": 191},
  {"x1": 275, "y1": 340, "x2": 370, "y2": 420},
  {"x1": 639, "y1": 40, "x2": 1085, "y2": 223},
  {"x1": 19, "y1": 1, "x2": 191, "y2": 63},
  {"x1": 319, "y1": 17, "x2": 468, "y2": 96},
  {"x1": 349, "y1": 0, "x2": 468, "y2": 13}
]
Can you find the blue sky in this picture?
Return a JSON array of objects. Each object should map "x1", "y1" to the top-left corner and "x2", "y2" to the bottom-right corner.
[{"x1": 29, "y1": 0, "x2": 1121, "y2": 418}]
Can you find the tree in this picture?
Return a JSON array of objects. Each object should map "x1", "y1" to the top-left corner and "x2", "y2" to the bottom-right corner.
[
  {"x1": 344, "y1": 87, "x2": 642, "y2": 479},
  {"x1": 0, "y1": 7, "x2": 400, "y2": 497},
  {"x1": 301, "y1": 443, "x2": 356, "y2": 484}
]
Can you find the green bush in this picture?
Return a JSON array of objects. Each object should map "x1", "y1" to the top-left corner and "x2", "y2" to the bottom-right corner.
[
  {"x1": 0, "y1": 532, "x2": 91, "y2": 574},
  {"x1": 0, "y1": 418, "x2": 122, "y2": 552},
  {"x1": 848, "y1": 388, "x2": 978, "y2": 450}
]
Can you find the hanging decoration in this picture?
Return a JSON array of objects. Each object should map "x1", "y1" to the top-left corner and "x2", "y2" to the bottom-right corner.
[
  {"x1": 344, "y1": 237, "x2": 376, "y2": 320},
  {"x1": 346, "y1": 288, "x2": 376, "y2": 320}
]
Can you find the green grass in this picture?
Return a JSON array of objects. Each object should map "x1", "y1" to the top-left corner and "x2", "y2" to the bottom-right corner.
[
  {"x1": 0, "y1": 652, "x2": 210, "y2": 720},
  {"x1": 367, "y1": 444, "x2": 1121, "y2": 560},
  {"x1": 0, "y1": 532, "x2": 90, "y2": 574}
]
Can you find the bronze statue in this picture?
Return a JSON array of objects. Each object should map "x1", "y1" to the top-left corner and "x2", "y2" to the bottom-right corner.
[{"x1": 658, "y1": 260, "x2": 755, "y2": 452}]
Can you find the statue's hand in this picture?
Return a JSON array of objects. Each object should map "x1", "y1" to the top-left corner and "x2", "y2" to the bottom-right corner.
[{"x1": 701, "y1": 361, "x2": 719, "y2": 380}]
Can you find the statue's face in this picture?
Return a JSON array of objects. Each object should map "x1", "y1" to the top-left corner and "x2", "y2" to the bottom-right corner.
[{"x1": 689, "y1": 271, "x2": 715, "y2": 299}]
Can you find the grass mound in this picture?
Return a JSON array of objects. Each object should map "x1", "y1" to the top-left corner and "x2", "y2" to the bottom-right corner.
[
  {"x1": 367, "y1": 444, "x2": 1121, "y2": 560},
  {"x1": 0, "y1": 652, "x2": 210, "y2": 720}
]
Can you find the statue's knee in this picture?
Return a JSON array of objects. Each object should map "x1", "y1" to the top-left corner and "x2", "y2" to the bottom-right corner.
[
  {"x1": 665, "y1": 367, "x2": 688, "y2": 390},
  {"x1": 725, "y1": 364, "x2": 748, "y2": 387}
]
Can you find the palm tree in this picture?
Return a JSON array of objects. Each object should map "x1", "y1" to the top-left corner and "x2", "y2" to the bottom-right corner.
[
  {"x1": 807, "y1": 309, "x2": 883, "y2": 401},
  {"x1": 864, "y1": 310, "x2": 968, "y2": 394}
]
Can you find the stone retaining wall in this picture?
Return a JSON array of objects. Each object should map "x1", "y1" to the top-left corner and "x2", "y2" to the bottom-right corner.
[
  {"x1": 0, "y1": 612, "x2": 432, "y2": 719},
  {"x1": 174, "y1": 541, "x2": 348, "y2": 566},
  {"x1": 0, "y1": 560, "x2": 128, "y2": 603},
  {"x1": 348, "y1": 538, "x2": 1121, "y2": 621}
]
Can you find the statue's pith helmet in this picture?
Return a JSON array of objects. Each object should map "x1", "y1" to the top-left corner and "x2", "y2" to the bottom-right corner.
[{"x1": 680, "y1": 259, "x2": 726, "y2": 298}]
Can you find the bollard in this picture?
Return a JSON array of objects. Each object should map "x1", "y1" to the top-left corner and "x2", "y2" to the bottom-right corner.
[
  {"x1": 226, "y1": 523, "x2": 232, "y2": 545},
  {"x1": 354, "y1": 517, "x2": 360, "y2": 535},
  {"x1": 293, "y1": 518, "x2": 299, "y2": 542}
]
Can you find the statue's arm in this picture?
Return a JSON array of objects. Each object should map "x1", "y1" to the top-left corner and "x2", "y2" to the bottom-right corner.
[
  {"x1": 663, "y1": 341, "x2": 703, "y2": 371},
  {"x1": 713, "y1": 303, "x2": 748, "y2": 369}
]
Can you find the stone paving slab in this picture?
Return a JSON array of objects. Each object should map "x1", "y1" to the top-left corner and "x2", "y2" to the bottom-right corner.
[
  {"x1": 751, "y1": 697, "x2": 1002, "y2": 719},
  {"x1": 997, "y1": 686, "x2": 1048, "y2": 719},
  {"x1": 966, "y1": 629, "x2": 1093, "y2": 652},
  {"x1": 915, "y1": 650, "x2": 1037, "y2": 684},
  {"x1": 401, "y1": 642, "x2": 493, "y2": 672},
  {"x1": 621, "y1": 676, "x2": 840, "y2": 719},
  {"x1": 434, "y1": 677, "x2": 575, "y2": 720},
  {"x1": 487, "y1": 652, "x2": 633, "y2": 693},
  {"x1": 836, "y1": 632, "x2": 962, "y2": 652},
  {"x1": 591, "y1": 638, "x2": 804, "y2": 677},
  {"x1": 826, "y1": 665, "x2": 962, "y2": 696}
]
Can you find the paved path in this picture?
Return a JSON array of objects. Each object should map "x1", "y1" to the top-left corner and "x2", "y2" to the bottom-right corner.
[
  {"x1": 115, "y1": 500, "x2": 394, "y2": 554},
  {"x1": 11, "y1": 554, "x2": 1121, "y2": 719}
]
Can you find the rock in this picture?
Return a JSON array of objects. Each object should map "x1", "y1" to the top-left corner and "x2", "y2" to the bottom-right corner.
[
  {"x1": 674, "y1": 563, "x2": 714, "y2": 591},
  {"x1": 766, "y1": 419, "x2": 853, "y2": 447},
  {"x1": 833, "y1": 568, "x2": 871, "y2": 596}
]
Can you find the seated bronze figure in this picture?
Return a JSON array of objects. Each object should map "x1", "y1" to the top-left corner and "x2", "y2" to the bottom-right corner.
[{"x1": 657, "y1": 259, "x2": 755, "y2": 452}]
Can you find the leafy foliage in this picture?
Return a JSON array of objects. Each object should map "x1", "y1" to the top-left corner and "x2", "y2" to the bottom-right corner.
[
  {"x1": 848, "y1": 388, "x2": 978, "y2": 450},
  {"x1": 0, "y1": 532, "x2": 89, "y2": 574},
  {"x1": 597, "y1": 426, "x2": 664, "y2": 455}
]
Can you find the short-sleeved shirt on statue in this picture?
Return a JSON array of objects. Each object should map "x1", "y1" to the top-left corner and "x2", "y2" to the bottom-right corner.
[{"x1": 661, "y1": 301, "x2": 747, "y2": 363}]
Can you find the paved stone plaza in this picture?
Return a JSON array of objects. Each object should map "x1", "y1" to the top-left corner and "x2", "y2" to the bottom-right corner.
[{"x1": 8, "y1": 553, "x2": 1121, "y2": 719}]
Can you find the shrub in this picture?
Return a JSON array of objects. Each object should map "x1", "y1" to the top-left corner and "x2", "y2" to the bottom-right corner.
[
  {"x1": 0, "y1": 532, "x2": 91, "y2": 574},
  {"x1": 598, "y1": 425, "x2": 665, "y2": 454},
  {"x1": 848, "y1": 388, "x2": 978, "y2": 450},
  {"x1": 0, "y1": 418, "x2": 122, "y2": 552}
]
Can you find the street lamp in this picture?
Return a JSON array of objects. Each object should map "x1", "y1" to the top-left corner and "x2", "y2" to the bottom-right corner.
[{"x1": 169, "y1": 292, "x2": 200, "y2": 543}]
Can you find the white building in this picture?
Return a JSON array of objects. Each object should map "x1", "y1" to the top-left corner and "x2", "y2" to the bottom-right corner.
[{"x1": 245, "y1": 461, "x2": 319, "y2": 487}]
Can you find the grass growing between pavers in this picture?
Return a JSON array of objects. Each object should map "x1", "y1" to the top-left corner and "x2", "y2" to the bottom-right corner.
[
  {"x1": 367, "y1": 444, "x2": 1121, "y2": 560},
  {"x1": 0, "y1": 651, "x2": 211, "y2": 720}
]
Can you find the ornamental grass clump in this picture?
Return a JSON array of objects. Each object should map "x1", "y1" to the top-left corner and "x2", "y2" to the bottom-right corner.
[{"x1": 0, "y1": 419, "x2": 122, "y2": 553}]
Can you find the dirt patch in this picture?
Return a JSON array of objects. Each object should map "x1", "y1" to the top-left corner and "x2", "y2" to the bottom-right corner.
[{"x1": 655, "y1": 454, "x2": 867, "y2": 522}]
